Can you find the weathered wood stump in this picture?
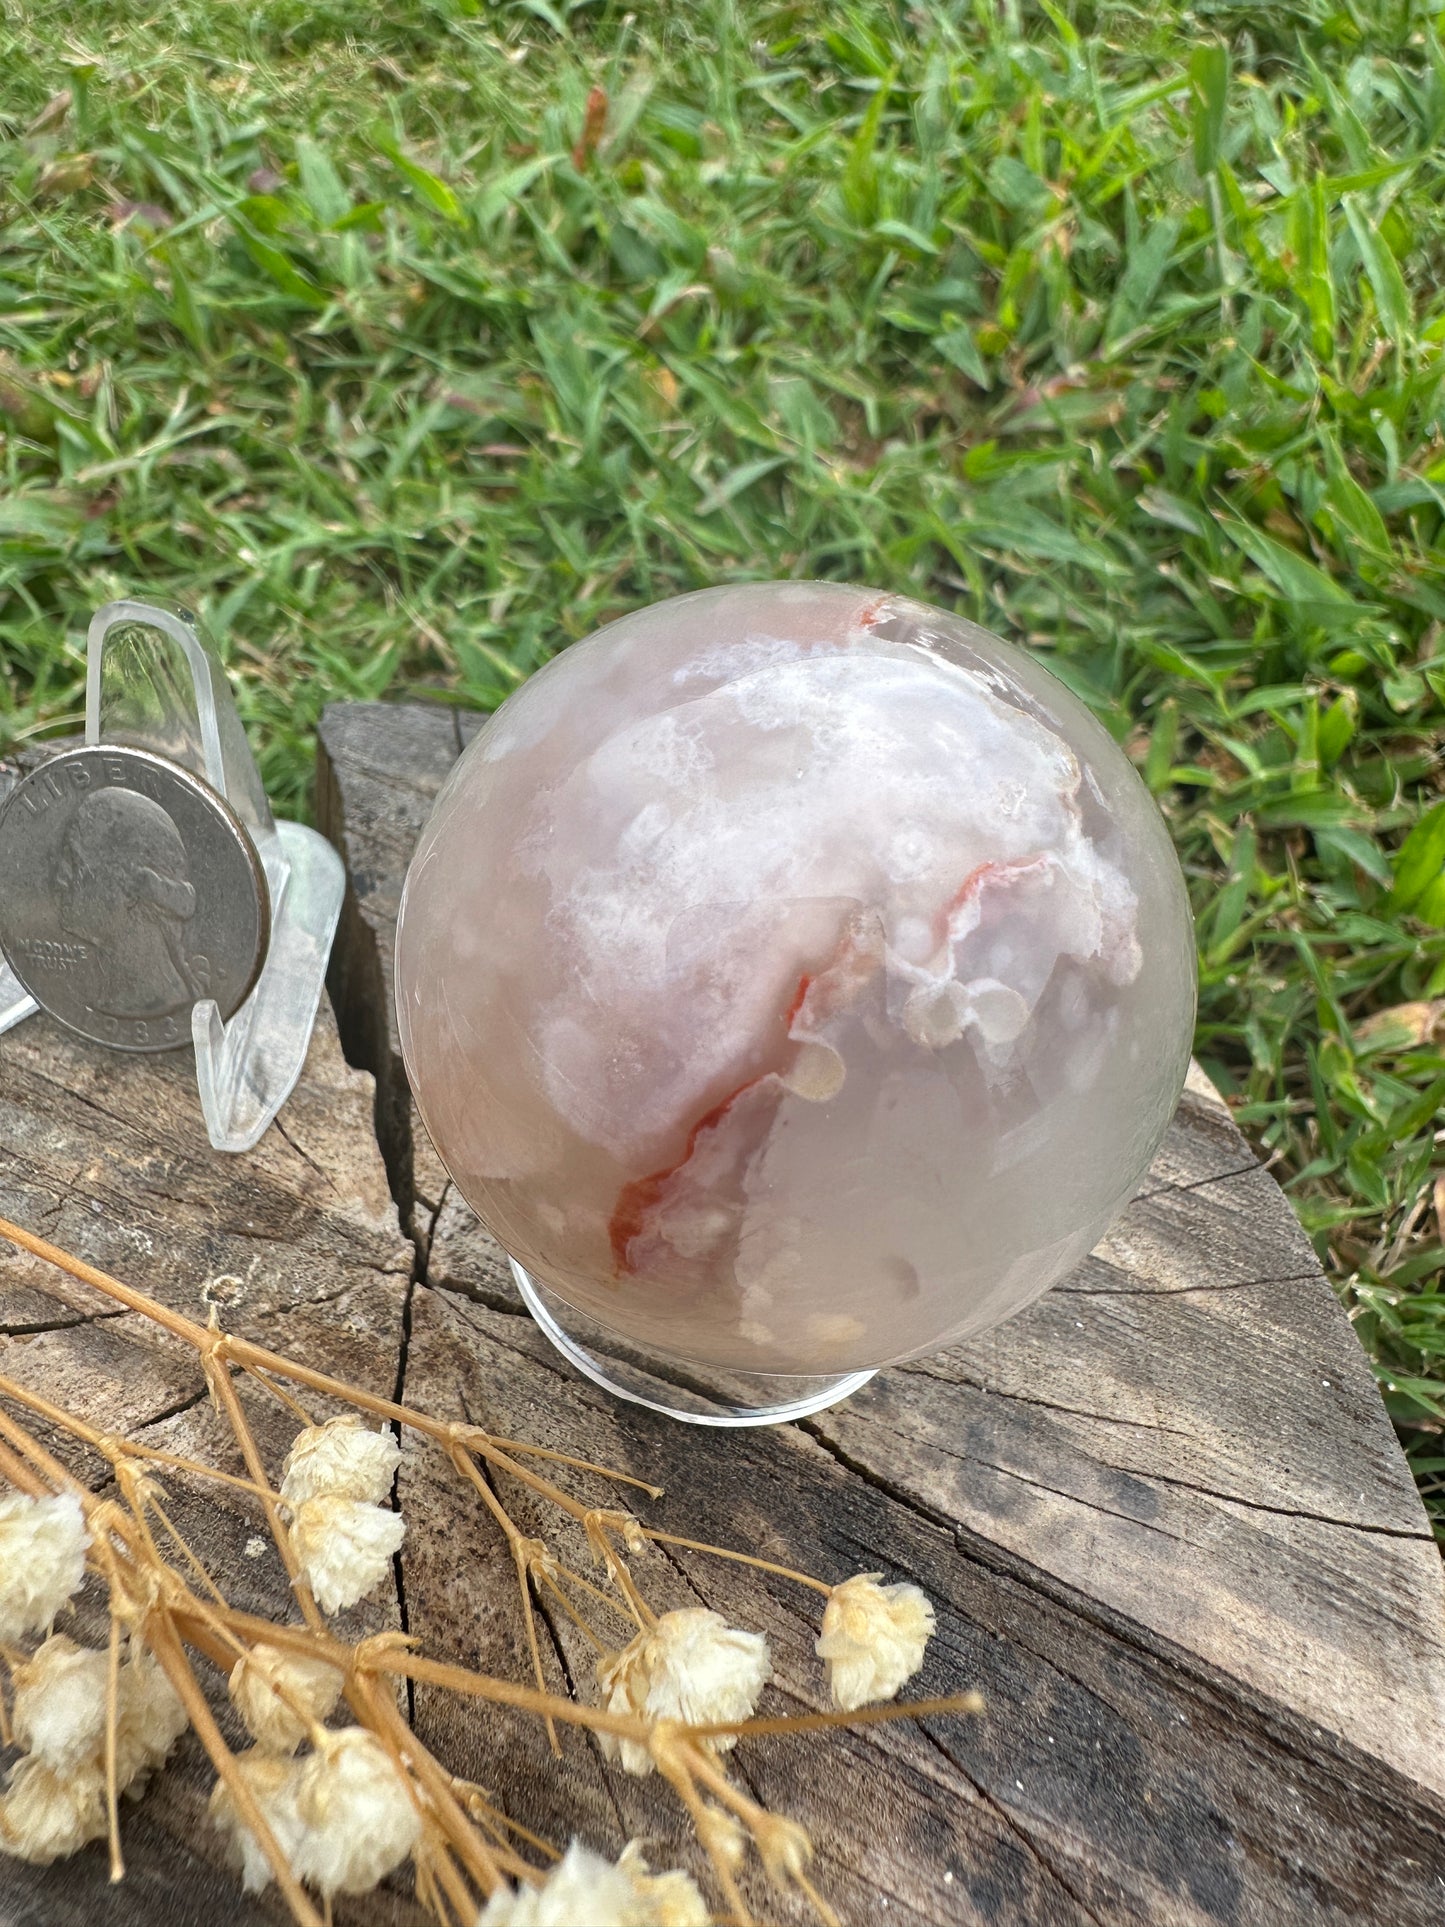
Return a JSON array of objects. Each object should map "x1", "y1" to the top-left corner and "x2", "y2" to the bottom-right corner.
[{"x1": 0, "y1": 705, "x2": 1442, "y2": 1926}]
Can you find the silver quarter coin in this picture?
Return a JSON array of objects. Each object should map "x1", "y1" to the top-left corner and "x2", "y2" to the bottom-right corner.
[{"x1": 0, "y1": 745, "x2": 269, "y2": 1052}]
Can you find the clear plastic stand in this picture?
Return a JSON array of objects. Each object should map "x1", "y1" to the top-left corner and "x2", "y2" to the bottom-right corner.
[
  {"x1": 0, "y1": 960, "x2": 34, "y2": 1033},
  {"x1": 509, "y1": 1260, "x2": 876, "y2": 1426},
  {"x1": 0, "y1": 768, "x2": 39, "y2": 1033},
  {"x1": 0, "y1": 599, "x2": 344, "y2": 1153}
]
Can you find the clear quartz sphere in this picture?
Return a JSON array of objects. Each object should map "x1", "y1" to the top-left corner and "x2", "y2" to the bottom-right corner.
[{"x1": 396, "y1": 583, "x2": 1196, "y2": 1376}]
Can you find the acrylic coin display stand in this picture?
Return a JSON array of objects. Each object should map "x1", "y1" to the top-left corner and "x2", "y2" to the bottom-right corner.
[{"x1": 0, "y1": 598, "x2": 344, "y2": 1153}]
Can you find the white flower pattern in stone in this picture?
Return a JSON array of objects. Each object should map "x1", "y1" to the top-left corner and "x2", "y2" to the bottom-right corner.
[{"x1": 397, "y1": 582, "x2": 1196, "y2": 1382}]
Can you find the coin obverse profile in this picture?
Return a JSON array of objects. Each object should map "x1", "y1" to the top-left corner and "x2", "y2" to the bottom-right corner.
[
  {"x1": 56, "y1": 786, "x2": 201, "y2": 1018},
  {"x1": 0, "y1": 746, "x2": 269, "y2": 1052},
  {"x1": 396, "y1": 583, "x2": 1197, "y2": 1377}
]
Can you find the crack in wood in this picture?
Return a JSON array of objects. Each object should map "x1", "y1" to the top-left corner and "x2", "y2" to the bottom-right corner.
[
  {"x1": 426, "y1": 1274, "x2": 533, "y2": 1318},
  {"x1": 1131, "y1": 1156, "x2": 1263, "y2": 1201},
  {"x1": 419, "y1": 1182, "x2": 449, "y2": 1266},
  {"x1": 246, "y1": 1281, "x2": 368, "y2": 1323},
  {"x1": 903, "y1": 1369, "x2": 1195, "y2": 1436},
  {"x1": 0, "y1": 1307, "x2": 128, "y2": 1337},
  {"x1": 1104, "y1": 1462, "x2": 1436, "y2": 1542},
  {"x1": 136, "y1": 1384, "x2": 210, "y2": 1432},
  {"x1": 872, "y1": 1378, "x2": 1432, "y2": 1542},
  {"x1": 808, "y1": 1411, "x2": 1193, "y2": 1545},
  {"x1": 272, "y1": 1112, "x2": 343, "y2": 1198},
  {"x1": 919, "y1": 1725, "x2": 1113, "y2": 1927},
  {"x1": 390, "y1": 1247, "x2": 422, "y2": 1725},
  {"x1": 1055, "y1": 1267, "x2": 1321, "y2": 1298},
  {"x1": 528, "y1": 1570, "x2": 633, "y2": 1847}
]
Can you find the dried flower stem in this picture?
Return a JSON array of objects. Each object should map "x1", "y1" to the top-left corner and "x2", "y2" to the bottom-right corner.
[
  {"x1": 655, "y1": 1742, "x2": 756, "y2": 1927},
  {"x1": 0, "y1": 1429, "x2": 51, "y2": 1501},
  {"x1": 478, "y1": 1434, "x2": 663, "y2": 1497},
  {"x1": 454, "y1": 1780, "x2": 560, "y2": 1861},
  {"x1": 146, "y1": 1497, "x2": 230, "y2": 1609},
  {"x1": 244, "y1": 1363, "x2": 318, "y2": 1427},
  {"x1": 0, "y1": 1371, "x2": 279, "y2": 1504},
  {"x1": 144, "y1": 1608, "x2": 326, "y2": 1927},
  {"x1": 204, "y1": 1345, "x2": 326, "y2": 1634},
  {"x1": 104, "y1": 1608, "x2": 123, "y2": 1883},
  {"x1": 639, "y1": 1528, "x2": 834, "y2": 1595},
  {"x1": 0, "y1": 1211, "x2": 983, "y2": 1926},
  {"x1": 353, "y1": 1671, "x2": 519, "y2": 1894},
  {"x1": 448, "y1": 1442, "x2": 558, "y2": 1754},
  {"x1": 533, "y1": 1567, "x2": 611, "y2": 1651},
  {"x1": 691, "y1": 1690, "x2": 987, "y2": 1741}
]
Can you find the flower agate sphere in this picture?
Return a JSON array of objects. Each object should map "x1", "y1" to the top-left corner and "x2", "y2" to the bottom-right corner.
[{"x1": 396, "y1": 584, "x2": 1195, "y2": 1377}]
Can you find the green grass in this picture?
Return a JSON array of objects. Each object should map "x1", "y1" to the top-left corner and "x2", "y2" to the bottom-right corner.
[{"x1": 1, "y1": 0, "x2": 1443, "y2": 1524}]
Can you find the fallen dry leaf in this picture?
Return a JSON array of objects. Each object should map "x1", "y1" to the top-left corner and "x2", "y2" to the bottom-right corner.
[
  {"x1": 35, "y1": 152, "x2": 95, "y2": 198},
  {"x1": 26, "y1": 88, "x2": 72, "y2": 135},
  {"x1": 1353, "y1": 1000, "x2": 1445, "y2": 1052}
]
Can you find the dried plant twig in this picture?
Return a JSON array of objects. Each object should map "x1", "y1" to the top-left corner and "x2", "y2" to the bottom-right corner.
[{"x1": 0, "y1": 1214, "x2": 984, "y2": 1924}]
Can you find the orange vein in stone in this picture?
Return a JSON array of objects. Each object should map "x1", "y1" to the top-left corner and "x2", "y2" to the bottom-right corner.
[
  {"x1": 607, "y1": 970, "x2": 815, "y2": 1274},
  {"x1": 608, "y1": 1074, "x2": 765, "y2": 1275}
]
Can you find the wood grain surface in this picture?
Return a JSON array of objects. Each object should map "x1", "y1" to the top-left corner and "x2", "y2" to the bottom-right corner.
[
  {"x1": 0, "y1": 746, "x2": 414, "y2": 1924},
  {"x1": 0, "y1": 709, "x2": 1442, "y2": 1926},
  {"x1": 318, "y1": 699, "x2": 1445, "y2": 1925}
]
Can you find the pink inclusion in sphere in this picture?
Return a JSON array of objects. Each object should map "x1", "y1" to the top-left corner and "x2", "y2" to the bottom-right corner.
[{"x1": 396, "y1": 584, "x2": 1196, "y2": 1376}]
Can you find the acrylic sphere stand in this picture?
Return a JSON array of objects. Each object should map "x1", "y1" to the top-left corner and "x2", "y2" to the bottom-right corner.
[
  {"x1": 397, "y1": 584, "x2": 1197, "y2": 1427},
  {"x1": 507, "y1": 1261, "x2": 877, "y2": 1426}
]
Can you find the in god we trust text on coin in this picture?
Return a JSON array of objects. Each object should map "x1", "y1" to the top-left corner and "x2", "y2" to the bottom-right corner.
[{"x1": 0, "y1": 745, "x2": 269, "y2": 1052}]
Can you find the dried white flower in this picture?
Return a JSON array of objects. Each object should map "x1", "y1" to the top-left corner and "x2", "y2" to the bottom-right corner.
[
  {"x1": 289, "y1": 1494, "x2": 404, "y2": 1614},
  {"x1": 476, "y1": 1838, "x2": 710, "y2": 1925},
  {"x1": 211, "y1": 1733, "x2": 418, "y2": 1900},
  {"x1": 280, "y1": 1416, "x2": 400, "y2": 1506},
  {"x1": 114, "y1": 1645, "x2": 188, "y2": 1790},
  {"x1": 10, "y1": 1635, "x2": 109, "y2": 1772},
  {"x1": 597, "y1": 1608, "x2": 770, "y2": 1776},
  {"x1": 229, "y1": 1644, "x2": 343, "y2": 1754},
  {"x1": 292, "y1": 1728, "x2": 420, "y2": 1897},
  {"x1": 816, "y1": 1572, "x2": 935, "y2": 1710},
  {"x1": 0, "y1": 1491, "x2": 89, "y2": 1642},
  {"x1": 209, "y1": 1751, "x2": 307, "y2": 1894},
  {"x1": 7, "y1": 1634, "x2": 185, "y2": 1796},
  {"x1": 694, "y1": 1801, "x2": 746, "y2": 1873},
  {"x1": 0, "y1": 1756, "x2": 108, "y2": 1864}
]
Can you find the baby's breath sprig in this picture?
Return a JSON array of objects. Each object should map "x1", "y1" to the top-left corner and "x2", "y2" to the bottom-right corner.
[{"x1": 0, "y1": 1213, "x2": 983, "y2": 1926}]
